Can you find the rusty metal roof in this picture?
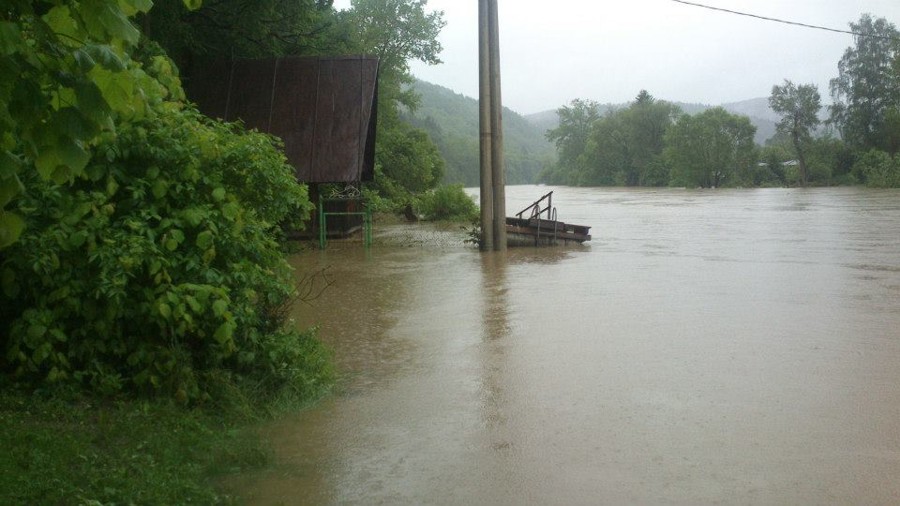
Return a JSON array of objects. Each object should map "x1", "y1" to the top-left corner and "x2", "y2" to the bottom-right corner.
[{"x1": 186, "y1": 56, "x2": 379, "y2": 183}]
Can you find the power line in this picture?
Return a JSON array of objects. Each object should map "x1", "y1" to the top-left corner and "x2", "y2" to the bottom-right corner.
[{"x1": 669, "y1": 0, "x2": 900, "y2": 42}]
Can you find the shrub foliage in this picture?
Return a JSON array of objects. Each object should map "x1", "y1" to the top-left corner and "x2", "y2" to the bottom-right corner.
[
  {"x1": 0, "y1": 105, "x2": 331, "y2": 402},
  {"x1": 417, "y1": 184, "x2": 478, "y2": 222},
  {"x1": 855, "y1": 150, "x2": 900, "y2": 188}
]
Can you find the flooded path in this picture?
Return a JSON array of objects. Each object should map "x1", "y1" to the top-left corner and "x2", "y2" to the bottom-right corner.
[{"x1": 235, "y1": 186, "x2": 900, "y2": 505}]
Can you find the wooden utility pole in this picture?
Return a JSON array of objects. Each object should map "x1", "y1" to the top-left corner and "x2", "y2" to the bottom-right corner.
[
  {"x1": 479, "y1": 0, "x2": 506, "y2": 251},
  {"x1": 478, "y1": 0, "x2": 494, "y2": 251}
]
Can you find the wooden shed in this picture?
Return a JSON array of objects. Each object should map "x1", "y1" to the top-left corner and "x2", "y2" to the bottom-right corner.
[{"x1": 185, "y1": 56, "x2": 380, "y2": 239}]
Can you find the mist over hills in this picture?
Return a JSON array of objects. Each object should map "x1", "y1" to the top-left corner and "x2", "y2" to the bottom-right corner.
[{"x1": 404, "y1": 80, "x2": 782, "y2": 185}]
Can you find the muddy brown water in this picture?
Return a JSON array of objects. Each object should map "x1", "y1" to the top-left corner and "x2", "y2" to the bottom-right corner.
[{"x1": 233, "y1": 186, "x2": 900, "y2": 505}]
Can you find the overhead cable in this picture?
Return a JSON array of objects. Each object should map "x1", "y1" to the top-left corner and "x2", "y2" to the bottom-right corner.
[{"x1": 669, "y1": 0, "x2": 900, "y2": 42}]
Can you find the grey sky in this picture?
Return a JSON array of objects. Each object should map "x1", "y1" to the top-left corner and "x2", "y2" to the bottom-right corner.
[{"x1": 334, "y1": 0, "x2": 900, "y2": 114}]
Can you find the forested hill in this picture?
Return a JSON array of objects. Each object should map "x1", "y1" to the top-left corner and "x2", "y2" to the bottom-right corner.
[
  {"x1": 526, "y1": 98, "x2": 778, "y2": 145},
  {"x1": 402, "y1": 80, "x2": 555, "y2": 186},
  {"x1": 404, "y1": 83, "x2": 820, "y2": 186}
]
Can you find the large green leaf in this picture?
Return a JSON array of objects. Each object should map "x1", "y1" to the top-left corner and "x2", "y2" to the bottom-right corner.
[
  {"x1": 82, "y1": 0, "x2": 141, "y2": 46},
  {"x1": 74, "y1": 79, "x2": 114, "y2": 126},
  {"x1": 34, "y1": 136, "x2": 91, "y2": 182},
  {"x1": 0, "y1": 181, "x2": 19, "y2": 205},
  {"x1": 183, "y1": 0, "x2": 202, "y2": 12},
  {"x1": 0, "y1": 210, "x2": 25, "y2": 249},
  {"x1": 195, "y1": 230, "x2": 214, "y2": 249},
  {"x1": 42, "y1": 6, "x2": 81, "y2": 46},
  {"x1": 89, "y1": 66, "x2": 134, "y2": 116},
  {"x1": 0, "y1": 22, "x2": 21, "y2": 56},
  {"x1": 54, "y1": 107, "x2": 101, "y2": 141},
  {"x1": 84, "y1": 44, "x2": 127, "y2": 72},
  {"x1": 0, "y1": 174, "x2": 23, "y2": 208},
  {"x1": 118, "y1": 0, "x2": 154, "y2": 16}
]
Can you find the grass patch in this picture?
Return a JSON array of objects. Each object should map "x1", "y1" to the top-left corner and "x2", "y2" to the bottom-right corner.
[{"x1": 0, "y1": 386, "x2": 272, "y2": 505}]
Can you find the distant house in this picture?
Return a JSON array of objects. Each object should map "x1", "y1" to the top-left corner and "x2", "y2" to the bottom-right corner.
[
  {"x1": 758, "y1": 160, "x2": 799, "y2": 167},
  {"x1": 185, "y1": 56, "x2": 380, "y2": 236}
]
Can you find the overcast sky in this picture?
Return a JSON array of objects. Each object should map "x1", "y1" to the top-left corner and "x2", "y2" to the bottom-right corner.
[{"x1": 334, "y1": 0, "x2": 900, "y2": 114}]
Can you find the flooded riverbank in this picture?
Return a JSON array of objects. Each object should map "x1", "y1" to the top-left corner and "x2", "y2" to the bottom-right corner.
[{"x1": 233, "y1": 186, "x2": 900, "y2": 505}]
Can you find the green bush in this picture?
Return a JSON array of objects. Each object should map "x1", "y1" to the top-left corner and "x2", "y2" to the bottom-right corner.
[
  {"x1": 416, "y1": 184, "x2": 479, "y2": 222},
  {"x1": 855, "y1": 149, "x2": 900, "y2": 188},
  {"x1": 371, "y1": 122, "x2": 445, "y2": 209},
  {"x1": 0, "y1": 105, "x2": 332, "y2": 402}
]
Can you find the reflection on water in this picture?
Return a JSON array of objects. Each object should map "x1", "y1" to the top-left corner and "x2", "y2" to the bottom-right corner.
[{"x1": 234, "y1": 186, "x2": 900, "y2": 505}]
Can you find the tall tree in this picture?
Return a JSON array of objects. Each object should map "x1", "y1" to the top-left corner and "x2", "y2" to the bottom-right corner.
[
  {"x1": 770, "y1": 80, "x2": 821, "y2": 186},
  {"x1": 621, "y1": 91, "x2": 681, "y2": 186},
  {"x1": 665, "y1": 108, "x2": 757, "y2": 188},
  {"x1": 829, "y1": 14, "x2": 900, "y2": 152},
  {"x1": 544, "y1": 99, "x2": 602, "y2": 184},
  {"x1": 342, "y1": 0, "x2": 445, "y2": 116},
  {"x1": 340, "y1": 0, "x2": 447, "y2": 203}
]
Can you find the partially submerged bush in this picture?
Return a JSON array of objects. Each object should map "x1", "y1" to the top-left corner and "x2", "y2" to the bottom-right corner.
[
  {"x1": 855, "y1": 149, "x2": 900, "y2": 188},
  {"x1": 417, "y1": 184, "x2": 478, "y2": 222},
  {"x1": 0, "y1": 105, "x2": 331, "y2": 402}
]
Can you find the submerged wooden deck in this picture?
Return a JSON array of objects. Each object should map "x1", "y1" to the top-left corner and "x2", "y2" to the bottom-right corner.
[
  {"x1": 506, "y1": 217, "x2": 591, "y2": 246},
  {"x1": 505, "y1": 191, "x2": 591, "y2": 247}
]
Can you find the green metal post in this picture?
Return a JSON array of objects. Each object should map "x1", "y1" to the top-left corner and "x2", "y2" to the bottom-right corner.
[
  {"x1": 319, "y1": 193, "x2": 326, "y2": 249},
  {"x1": 365, "y1": 205, "x2": 373, "y2": 247}
]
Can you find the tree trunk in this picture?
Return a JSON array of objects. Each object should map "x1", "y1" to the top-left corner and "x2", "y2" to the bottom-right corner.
[{"x1": 793, "y1": 132, "x2": 808, "y2": 186}]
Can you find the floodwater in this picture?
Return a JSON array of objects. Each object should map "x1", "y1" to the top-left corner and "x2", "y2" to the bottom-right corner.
[{"x1": 234, "y1": 186, "x2": 900, "y2": 505}]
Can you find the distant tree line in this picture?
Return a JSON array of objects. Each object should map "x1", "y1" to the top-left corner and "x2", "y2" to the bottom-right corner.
[{"x1": 542, "y1": 14, "x2": 900, "y2": 189}]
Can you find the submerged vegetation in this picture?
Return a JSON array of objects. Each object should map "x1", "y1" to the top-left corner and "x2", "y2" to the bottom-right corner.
[{"x1": 417, "y1": 184, "x2": 479, "y2": 222}]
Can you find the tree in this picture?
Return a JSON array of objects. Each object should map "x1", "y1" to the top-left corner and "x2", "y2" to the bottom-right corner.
[
  {"x1": 547, "y1": 92, "x2": 679, "y2": 186},
  {"x1": 544, "y1": 99, "x2": 602, "y2": 184},
  {"x1": 829, "y1": 14, "x2": 900, "y2": 152},
  {"x1": 342, "y1": 0, "x2": 445, "y2": 116},
  {"x1": 370, "y1": 121, "x2": 445, "y2": 203},
  {"x1": 344, "y1": 0, "x2": 443, "y2": 79},
  {"x1": 338, "y1": 0, "x2": 447, "y2": 208},
  {"x1": 580, "y1": 111, "x2": 628, "y2": 186},
  {"x1": 141, "y1": 0, "x2": 340, "y2": 70},
  {"x1": 619, "y1": 91, "x2": 681, "y2": 186},
  {"x1": 665, "y1": 108, "x2": 757, "y2": 188},
  {"x1": 769, "y1": 80, "x2": 821, "y2": 186},
  {"x1": 1, "y1": 0, "x2": 203, "y2": 250}
]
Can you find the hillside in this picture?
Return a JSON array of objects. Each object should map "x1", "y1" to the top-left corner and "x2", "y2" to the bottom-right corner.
[{"x1": 402, "y1": 80, "x2": 555, "y2": 186}]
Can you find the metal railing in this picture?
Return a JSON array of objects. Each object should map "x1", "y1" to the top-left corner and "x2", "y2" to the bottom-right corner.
[
  {"x1": 516, "y1": 191, "x2": 562, "y2": 246},
  {"x1": 318, "y1": 193, "x2": 372, "y2": 249},
  {"x1": 516, "y1": 191, "x2": 554, "y2": 220}
]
